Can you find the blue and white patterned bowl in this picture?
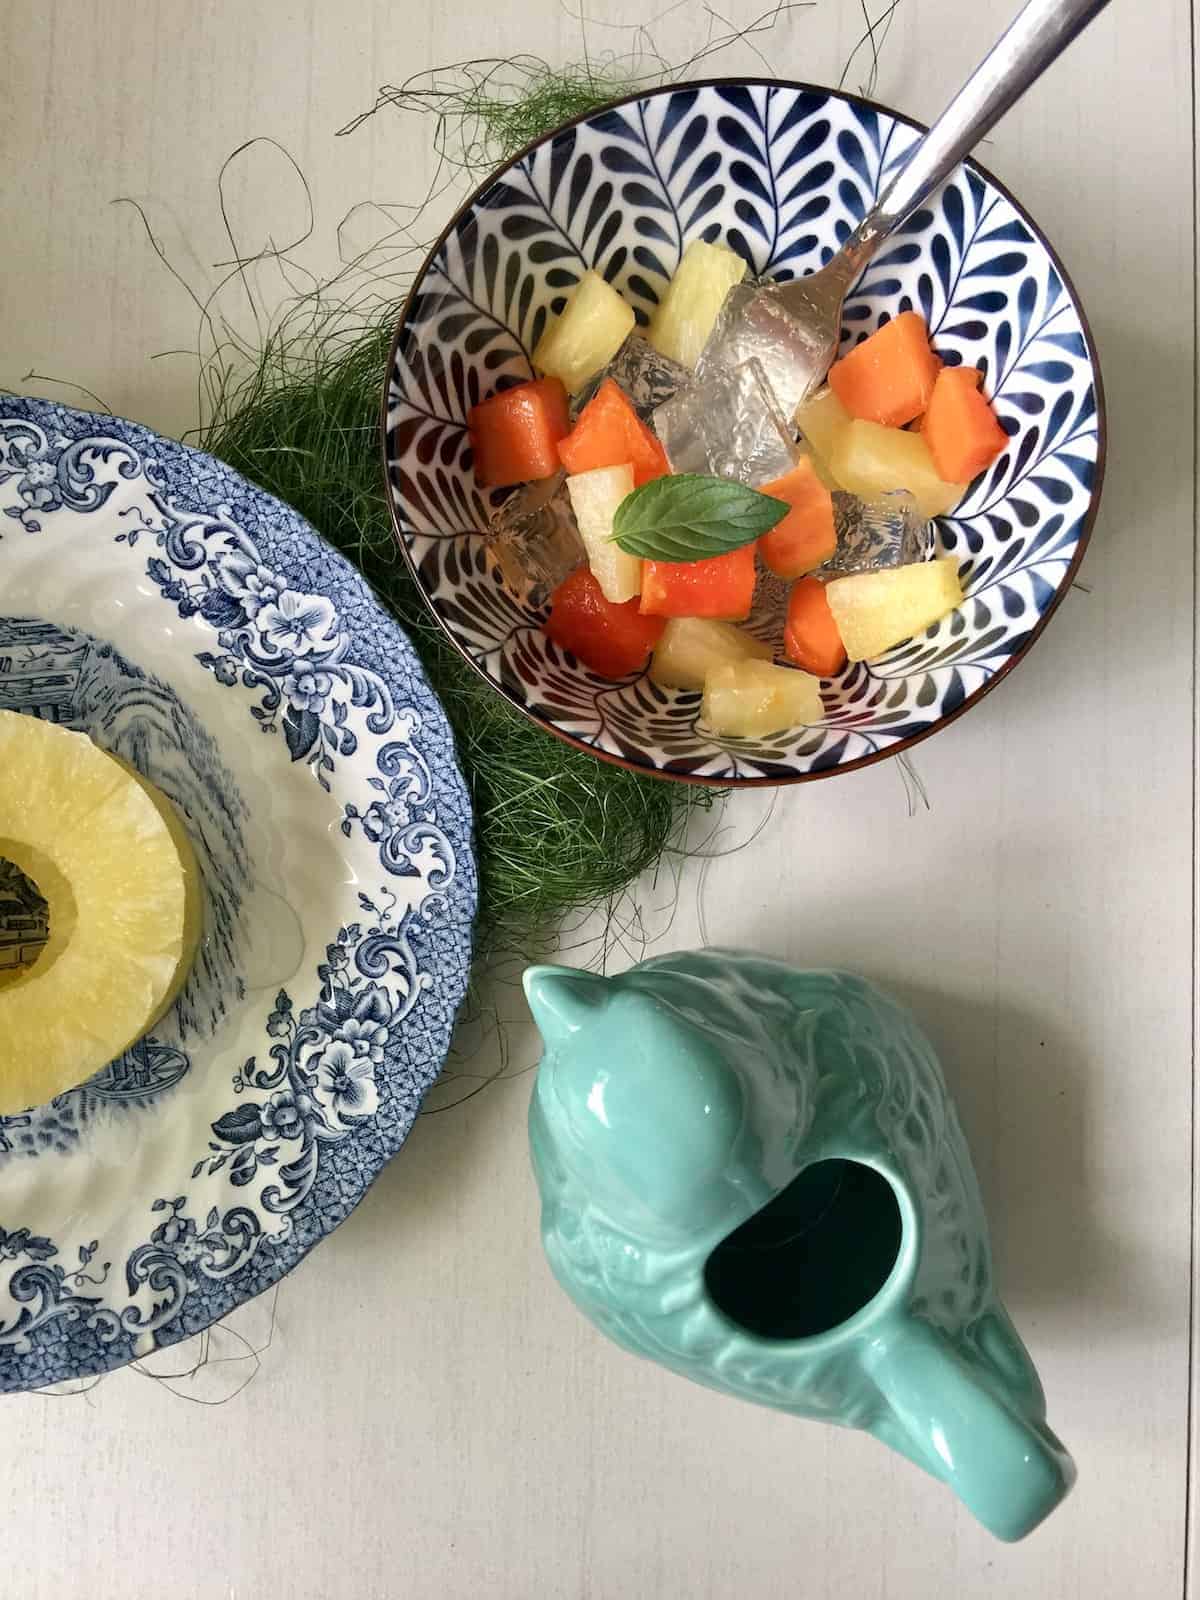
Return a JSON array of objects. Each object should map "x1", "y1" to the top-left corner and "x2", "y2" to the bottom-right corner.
[
  {"x1": 0, "y1": 398, "x2": 476, "y2": 1392},
  {"x1": 385, "y1": 80, "x2": 1105, "y2": 785}
]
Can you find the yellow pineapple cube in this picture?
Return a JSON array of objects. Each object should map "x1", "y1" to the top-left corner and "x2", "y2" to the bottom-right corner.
[
  {"x1": 796, "y1": 386, "x2": 852, "y2": 474},
  {"x1": 647, "y1": 240, "x2": 748, "y2": 368},
  {"x1": 533, "y1": 270, "x2": 636, "y2": 395},
  {"x1": 649, "y1": 617, "x2": 772, "y2": 692},
  {"x1": 830, "y1": 419, "x2": 965, "y2": 518},
  {"x1": 796, "y1": 442, "x2": 839, "y2": 491},
  {"x1": 565, "y1": 464, "x2": 641, "y2": 604},
  {"x1": 825, "y1": 558, "x2": 964, "y2": 662},
  {"x1": 702, "y1": 659, "x2": 823, "y2": 737}
]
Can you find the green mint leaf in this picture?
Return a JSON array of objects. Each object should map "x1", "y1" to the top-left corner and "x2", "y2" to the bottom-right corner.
[{"x1": 611, "y1": 474, "x2": 791, "y2": 562}]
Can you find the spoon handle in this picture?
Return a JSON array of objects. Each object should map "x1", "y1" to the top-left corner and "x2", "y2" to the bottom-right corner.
[{"x1": 847, "y1": 0, "x2": 1112, "y2": 262}]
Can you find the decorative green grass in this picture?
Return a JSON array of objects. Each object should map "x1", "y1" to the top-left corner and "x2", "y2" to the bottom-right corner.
[{"x1": 200, "y1": 58, "x2": 721, "y2": 964}]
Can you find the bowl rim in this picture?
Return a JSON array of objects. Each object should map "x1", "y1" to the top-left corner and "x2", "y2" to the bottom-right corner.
[{"x1": 381, "y1": 75, "x2": 1108, "y2": 790}]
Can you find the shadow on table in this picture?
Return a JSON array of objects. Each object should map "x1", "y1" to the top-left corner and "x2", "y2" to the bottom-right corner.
[
  {"x1": 339, "y1": 946, "x2": 1168, "y2": 1357},
  {"x1": 335, "y1": 966, "x2": 541, "y2": 1248},
  {"x1": 880, "y1": 975, "x2": 1164, "y2": 1344}
]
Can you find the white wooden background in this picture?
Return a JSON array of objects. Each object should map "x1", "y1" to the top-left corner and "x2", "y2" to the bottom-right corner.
[{"x1": 0, "y1": 1, "x2": 1193, "y2": 1596}]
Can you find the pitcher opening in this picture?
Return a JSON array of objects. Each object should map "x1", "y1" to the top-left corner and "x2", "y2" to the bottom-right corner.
[{"x1": 703, "y1": 1159, "x2": 903, "y2": 1340}]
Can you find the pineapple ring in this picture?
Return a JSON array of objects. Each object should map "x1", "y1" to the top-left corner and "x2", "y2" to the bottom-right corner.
[{"x1": 0, "y1": 711, "x2": 203, "y2": 1116}]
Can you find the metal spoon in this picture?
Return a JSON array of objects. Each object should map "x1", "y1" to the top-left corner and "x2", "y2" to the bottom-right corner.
[{"x1": 687, "y1": 0, "x2": 1114, "y2": 419}]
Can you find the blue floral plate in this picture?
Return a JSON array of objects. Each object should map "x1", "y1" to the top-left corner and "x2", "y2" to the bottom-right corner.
[
  {"x1": 0, "y1": 398, "x2": 476, "y2": 1393},
  {"x1": 385, "y1": 80, "x2": 1105, "y2": 784}
]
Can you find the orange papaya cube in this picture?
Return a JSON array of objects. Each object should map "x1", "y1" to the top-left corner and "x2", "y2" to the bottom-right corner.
[
  {"x1": 784, "y1": 577, "x2": 847, "y2": 678},
  {"x1": 639, "y1": 546, "x2": 756, "y2": 621},
  {"x1": 758, "y1": 457, "x2": 836, "y2": 579},
  {"x1": 922, "y1": 365, "x2": 1009, "y2": 483},
  {"x1": 467, "y1": 376, "x2": 571, "y2": 488},
  {"x1": 828, "y1": 311, "x2": 942, "y2": 428},
  {"x1": 545, "y1": 568, "x2": 665, "y2": 680},
  {"x1": 557, "y1": 379, "x2": 670, "y2": 487}
]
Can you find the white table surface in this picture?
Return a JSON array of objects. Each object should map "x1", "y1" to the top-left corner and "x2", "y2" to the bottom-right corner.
[{"x1": 0, "y1": 2, "x2": 1194, "y2": 1596}]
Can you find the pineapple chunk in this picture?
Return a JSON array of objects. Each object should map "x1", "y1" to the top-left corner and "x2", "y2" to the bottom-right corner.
[
  {"x1": 796, "y1": 442, "x2": 839, "y2": 491},
  {"x1": 830, "y1": 419, "x2": 965, "y2": 518},
  {"x1": 825, "y1": 558, "x2": 964, "y2": 662},
  {"x1": 533, "y1": 270, "x2": 636, "y2": 395},
  {"x1": 702, "y1": 659, "x2": 823, "y2": 738},
  {"x1": 0, "y1": 712, "x2": 203, "y2": 1115},
  {"x1": 565, "y1": 464, "x2": 641, "y2": 603},
  {"x1": 649, "y1": 616, "x2": 772, "y2": 692},
  {"x1": 796, "y1": 386, "x2": 851, "y2": 474},
  {"x1": 647, "y1": 240, "x2": 748, "y2": 368}
]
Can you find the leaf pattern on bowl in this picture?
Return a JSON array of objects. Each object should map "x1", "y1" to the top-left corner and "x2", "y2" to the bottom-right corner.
[{"x1": 386, "y1": 82, "x2": 1103, "y2": 783}]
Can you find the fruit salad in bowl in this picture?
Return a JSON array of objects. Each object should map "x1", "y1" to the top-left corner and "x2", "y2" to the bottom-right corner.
[{"x1": 384, "y1": 79, "x2": 1104, "y2": 785}]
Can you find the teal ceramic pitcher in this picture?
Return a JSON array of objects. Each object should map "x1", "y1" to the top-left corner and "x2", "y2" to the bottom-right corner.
[{"x1": 525, "y1": 949, "x2": 1074, "y2": 1542}]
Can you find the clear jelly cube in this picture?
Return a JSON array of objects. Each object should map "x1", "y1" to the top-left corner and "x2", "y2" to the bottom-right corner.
[
  {"x1": 820, "y1": 489, "x2": 931, "y2": 576},
  {"x1": 484, "y1": 472, "x2": 586, "y2": 608},
  {"x1": 572, "y1": 333, "x2": 691, "y2": 421},
  {"x1": 697, "y1": 281, "x2": 833, "y2": 419},
  {"x1": 652, "y1": 357, "x2": 798, "y2": 487}
]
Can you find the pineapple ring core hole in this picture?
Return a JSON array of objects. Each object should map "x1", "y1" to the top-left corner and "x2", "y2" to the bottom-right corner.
[{"x1": 0, "y1": 851, "x2": 54, "y2": 983}]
